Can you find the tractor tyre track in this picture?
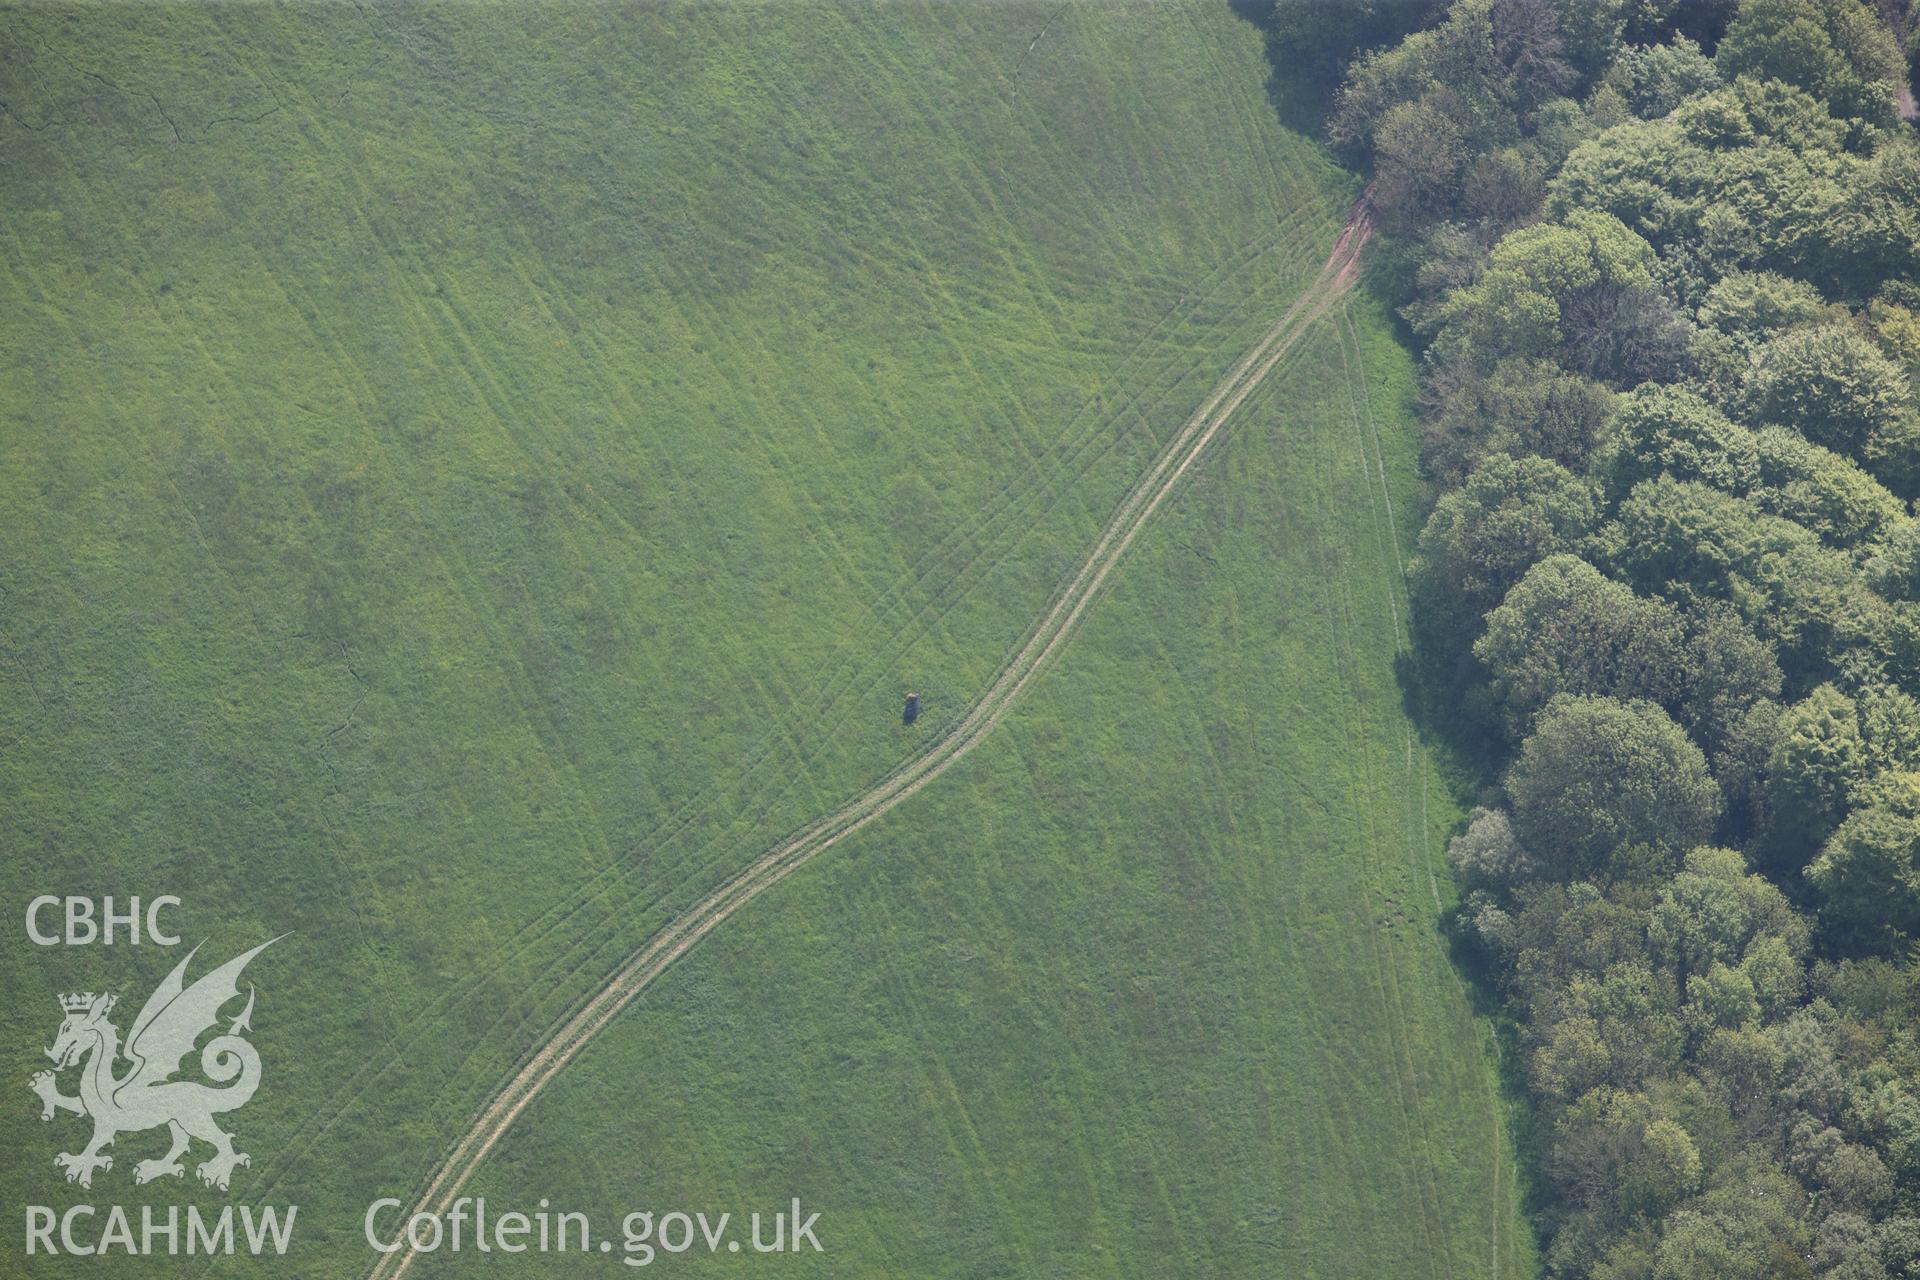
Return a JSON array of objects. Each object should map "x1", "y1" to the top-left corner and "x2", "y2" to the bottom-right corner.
[{"x1": 367, "y1": 199, "x2": 1372, "y2": 1280}]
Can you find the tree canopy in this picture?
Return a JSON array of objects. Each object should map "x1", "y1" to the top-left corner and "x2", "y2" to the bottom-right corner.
[{"x1": 1322, "y1": 0, "x2": 1920, "y2": 1269}]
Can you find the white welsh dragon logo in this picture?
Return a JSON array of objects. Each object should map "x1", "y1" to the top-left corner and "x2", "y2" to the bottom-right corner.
[{"x1": 30, "y1": 938, "x2": 278, "y2": 1192}]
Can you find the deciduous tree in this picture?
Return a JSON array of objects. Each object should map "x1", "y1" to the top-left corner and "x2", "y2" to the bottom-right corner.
[{"x1": 1507, "y1": 695, "x2": 1721, "y2": 877}]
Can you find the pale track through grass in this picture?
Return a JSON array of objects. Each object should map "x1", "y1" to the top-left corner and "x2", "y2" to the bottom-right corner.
[
  {"x1": 366, "y1": 201, "x2": 1375, "y2": 1280},
  {"x1": 233, "y1": 220, "x2": 1322, "y2": 1212},
  {"x1": 216, "y1": 4, "x2": 1330, "y2": 1200}
]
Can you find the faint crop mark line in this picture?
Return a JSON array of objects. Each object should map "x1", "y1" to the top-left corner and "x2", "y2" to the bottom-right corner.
[
  {"x1": 1340, "y1": 302, "x2": 1505, "y2": 1277},
  {"x1": 1007, "y1": 2, "x2": 1067, "y2": 99},
  {"x1": 366, "y1": 203, "x2": 1374, "y2": 1280},
  {"x1": 22, "y1": 25, "x2": 182, "y2": 144},
  {"x1": 1335, "y1": 306, "x2": 1439, "y2": 923},
  {"x1": 1317, "y1": 319, "x2": 1447, "y2": 1276},
  {"x1": 0, "y1": 98, "x2": 55, "y2": 131},
  {"x1": 1336, "y1": 307, "x2": 1453, "y2": 1277},
  {"x1": 1324, "y1": 485, "x2": 1447, "y2": 1280},
  {"x1": 1492, "y1": 1112, "x2": 1502, "y2": 1280}
]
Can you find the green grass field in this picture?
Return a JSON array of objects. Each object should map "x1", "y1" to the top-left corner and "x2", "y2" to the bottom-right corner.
[
  {"x1": 464, "y1": 296, "x2": 1537, "y2": 1279},
  {"x1": 1, "y1": 2, "x2": 1532, "y2": 1275}
]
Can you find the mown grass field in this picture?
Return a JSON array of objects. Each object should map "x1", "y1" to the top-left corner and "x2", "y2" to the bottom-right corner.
[
  {"x1": 1, "y1": 2, "x2": 1530, "y2": 1275},
  {"x1": 464, "y1": 297, "x2": 1537, "y2": 1279}
]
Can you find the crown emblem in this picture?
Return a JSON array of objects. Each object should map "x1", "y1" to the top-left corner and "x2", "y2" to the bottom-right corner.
[{"x1": 59, "y1": 992, "x2": 97, "y2": 1014}]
